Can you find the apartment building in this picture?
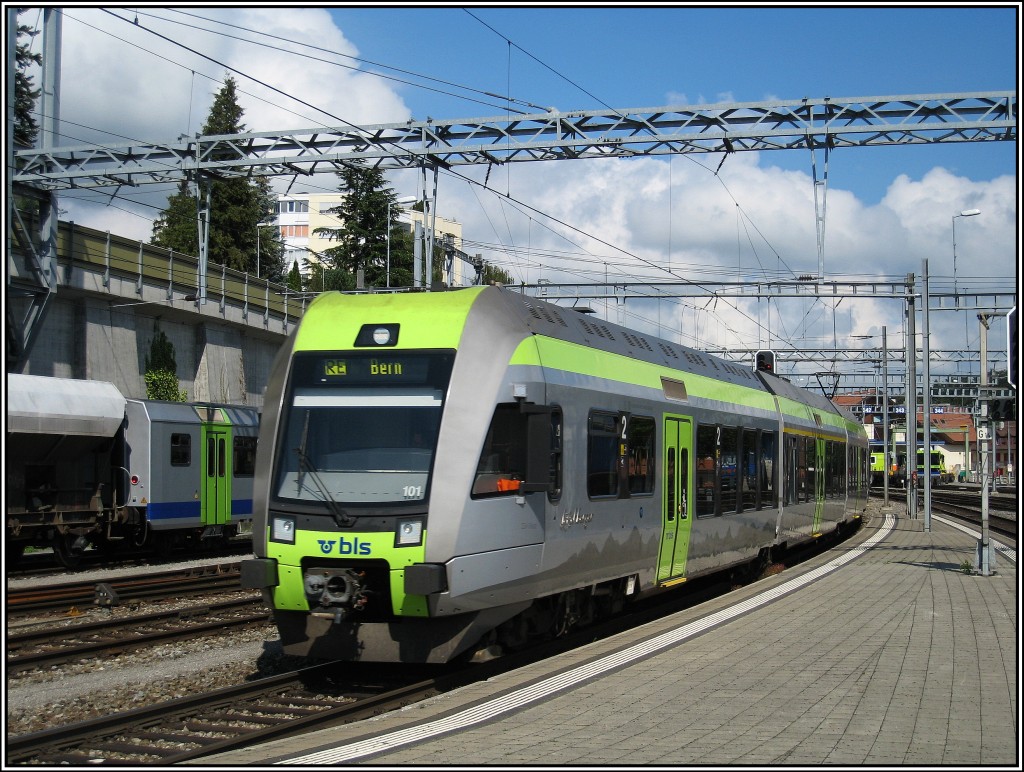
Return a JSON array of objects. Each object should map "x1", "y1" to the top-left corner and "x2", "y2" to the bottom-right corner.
[{"x1": 273, "y1": 192, "x2": 467, "y2": 286}]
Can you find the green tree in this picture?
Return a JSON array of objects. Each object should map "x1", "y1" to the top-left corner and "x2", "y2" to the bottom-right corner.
[
  {"x1": 152, "y1": 75, "x2": 283, "y2": 278},
  {"x1": 315, "y1": 163, "x2": 397, "y2": 288},
  {"x1": 481, "y1": 262, "x2": 515, "y2": 286},
  {"x1": 286, "y1": 260, "x2": 304, "y2": 294},
  {"x1": 14, "y1": 15, "x2": 42, "y2": 148},
  {"x1": 384, "y1": 223, "x2": 449, "y2": 288},
  {"x1": 150, "y1": 179, "x2": 199, "y2": 256},
  {"x1": 144, "y1": 326, "x2": 187, "y2": 402}
]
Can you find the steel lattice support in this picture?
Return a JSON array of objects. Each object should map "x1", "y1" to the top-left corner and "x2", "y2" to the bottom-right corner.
[{"x1": 11, "y1": 92, "x2": 1017, "y2": 190}]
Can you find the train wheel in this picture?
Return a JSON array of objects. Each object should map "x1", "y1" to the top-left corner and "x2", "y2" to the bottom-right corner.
[{"x1": 52, "y1": 532, "x2": 88, "y2": 569}]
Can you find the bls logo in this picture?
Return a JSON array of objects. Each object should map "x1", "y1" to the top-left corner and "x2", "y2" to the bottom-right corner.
[{"x1": 316, "y1": 538, "x2": 372, "y2": 556}]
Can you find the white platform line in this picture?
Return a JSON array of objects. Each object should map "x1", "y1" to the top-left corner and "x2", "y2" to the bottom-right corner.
[{"x1": 932, "y1": 514, "x2": 1017, "y2": 563}]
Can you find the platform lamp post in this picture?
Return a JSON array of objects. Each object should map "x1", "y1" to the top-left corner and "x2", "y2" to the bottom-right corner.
[
  {"x1": 854, "y1": 329, "x2": 891, "y2": 508},
  {"x1": 952, "y1": 209, "x2": 981, "y2": 368},
  {"x1": 386, "y1": 196, "x2": 417, "y2": 289}
]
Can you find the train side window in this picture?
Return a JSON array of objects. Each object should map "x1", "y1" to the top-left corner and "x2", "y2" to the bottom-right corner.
[
  {"x1": 587, "y1": 411, "x2": 620, "y2": 498},
  {"x1": 472, "y1": 404, "x2": 527, "y2": 498},
  {"x1": 829, "y1": 441, "x2": 841, "y2": 499},
  {"x1": 695, "y1": 424, "x2": 717, "y2": 517},
  {"x1": 741, "y1": 429, "x2": 757, "y2": 511},
  {"x1": 759, "y1": 431, "x2": 777, "y2": 509},
  {"x1": 627, "y1": 415, "x2": 655, "y2": 495},
  {"x1": 799, "y1": 437, "x2": 812, "y2": 503},
  {"x1": 784, "y1": 434, "x2": 797, "y2": 506},
  {"x1": 720, "y1": 426, "x2": 738, "y2": 514},
  {"x1": 170, "y1": 433, "x2": 191, "y2": 466},
  {"x1": 233, "y1": 436, "x2": 257, "y2": 477}
]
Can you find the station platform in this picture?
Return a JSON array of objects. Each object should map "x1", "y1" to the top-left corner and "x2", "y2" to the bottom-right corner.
[{"x1": 199, "y1": 503, "x2": 1019, "y2": 767}]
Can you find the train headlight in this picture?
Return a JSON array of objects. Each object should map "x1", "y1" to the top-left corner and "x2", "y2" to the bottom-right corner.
[
  {"x1": 271, "y1": 516, "x2": 296, "y2": 544},
  {"x1": 396, "y1": 517, "x2": 424, "y2": 547}
]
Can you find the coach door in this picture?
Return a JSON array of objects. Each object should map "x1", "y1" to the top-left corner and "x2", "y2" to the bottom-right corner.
[
  {"x1": 199, "y1": 407, "x2": 233, "y2": 526},
  {"x1": 658, "y1": 415, "x2": 694, "y2": 584},
  {"x1": 812, "y1": 436, "x2": 825, "y2": 535}
]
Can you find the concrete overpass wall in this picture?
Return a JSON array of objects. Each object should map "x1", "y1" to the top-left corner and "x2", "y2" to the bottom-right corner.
[{"x1": 10, "y1": 222, "x2": 304, "y2": 408}]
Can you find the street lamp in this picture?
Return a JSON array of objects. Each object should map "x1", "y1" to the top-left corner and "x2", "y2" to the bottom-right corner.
[
  {"x1": 951, "y1": 208, "x2": 981, "y2": 293},
  {"x1": 952, "y1": 208, "x2": 981, "y2": 377},
  {"x1": 387, "y1": 196, "x2": 417, "y2": 288}
]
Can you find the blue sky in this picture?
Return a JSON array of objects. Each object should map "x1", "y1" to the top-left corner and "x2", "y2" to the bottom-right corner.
[{"x1": 43, "y1": 5, "x2": 1019, "y2": 371}]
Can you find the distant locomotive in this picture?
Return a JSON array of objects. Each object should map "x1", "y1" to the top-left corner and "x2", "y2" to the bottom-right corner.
[
  {"x1": 915, "y1": 446, "x2": 950, "y2": 486},
  {"x1": 241, "y1": 286, "x2": 869, "y2": 663},
  {"x1": 869, "y1": 439, "x2": 906, "y2": 487},
  {"x1": 7, "y1": 374, "x2": 259, "y2": 567}
]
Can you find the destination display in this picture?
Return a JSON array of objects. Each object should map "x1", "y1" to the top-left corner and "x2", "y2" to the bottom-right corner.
[{"x1": 292, "y1": 351, "x2": 454, "y2": 388}]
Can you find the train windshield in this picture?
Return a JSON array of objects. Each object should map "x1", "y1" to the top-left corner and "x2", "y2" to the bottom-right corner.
[{"x1": 273, "y1": 351, "x2": 455, "y2": 506}]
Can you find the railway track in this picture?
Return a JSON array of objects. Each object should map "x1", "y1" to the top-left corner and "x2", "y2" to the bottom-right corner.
[
  {"x1": 7, "y1": 595, "x2": 269, "y2": 674},
  {"x1": 7, "y1": 562, "x2": 246, "y2": 616},
  {"x1": 870, "y1": 488, "x2": 1017, "y2": 539},
  {"x1": 5, "y1": 661, "x2": 454, "y2": 765}
]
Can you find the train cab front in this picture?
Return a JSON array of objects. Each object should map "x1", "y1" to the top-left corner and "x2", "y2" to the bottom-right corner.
[{"x1": 241, "y1": 347, "x2": 469, "y2": 662}]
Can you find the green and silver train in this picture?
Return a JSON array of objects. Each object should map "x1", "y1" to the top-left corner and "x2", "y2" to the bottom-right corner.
[{"x1": 242, "y1": 286, "x2": 869, "y2": 663}]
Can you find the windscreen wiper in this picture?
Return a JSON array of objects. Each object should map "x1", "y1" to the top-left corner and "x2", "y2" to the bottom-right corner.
[{"x1": 296, "y1": 412, "x2": 354, "y2": 528}]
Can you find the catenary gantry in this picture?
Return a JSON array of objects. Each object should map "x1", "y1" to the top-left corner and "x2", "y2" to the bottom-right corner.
[{"x1": 12, "y1": 92, "x2": 1016, "y2": 189}]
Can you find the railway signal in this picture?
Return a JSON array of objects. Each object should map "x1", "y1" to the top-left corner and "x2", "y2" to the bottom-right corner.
[
  {"x1": 989, "y1": 397, "x2": 1016, "y2": 422},
  {"x1": 755, "y1": 350, "x2": 776, "y2": 373}
]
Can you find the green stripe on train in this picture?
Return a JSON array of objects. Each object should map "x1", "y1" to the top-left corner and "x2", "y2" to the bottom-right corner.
[{"x1": 511, "y1": 336, "x2": 778, "y2": 410}]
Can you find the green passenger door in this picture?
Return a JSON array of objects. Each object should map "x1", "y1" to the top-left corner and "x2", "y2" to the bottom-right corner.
[
  {"x1": 658, "y1": 415, "x2": 694, "y2": 584},
  {"x1": 199, "y1": 407, "x2": 233, "y2": 526},
  {"x1": 812, "y1": 436, "x2": 825, "y2": 535}
]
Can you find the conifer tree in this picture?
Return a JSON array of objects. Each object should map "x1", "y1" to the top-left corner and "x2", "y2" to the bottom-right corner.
[
  {"x1": 316, "y1": 163, "x2": 397, "y2": 288},
  {"x1": 152, "y1": 75, "x2": 283, "y2": 279},
  {"x1": 14, "y1": 16, "x2": 42, "y2": 148},
  {"x1": 286, "y1": 260, "x2": 304, "y2": 293}
]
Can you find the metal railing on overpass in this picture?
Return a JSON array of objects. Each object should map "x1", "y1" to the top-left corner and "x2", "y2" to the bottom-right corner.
[{"x1": 46, "y1": 220, "x2": 306, "y2": 334}]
